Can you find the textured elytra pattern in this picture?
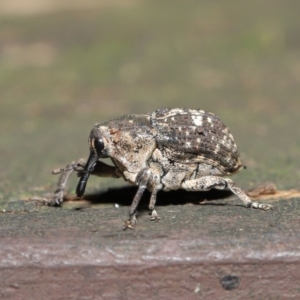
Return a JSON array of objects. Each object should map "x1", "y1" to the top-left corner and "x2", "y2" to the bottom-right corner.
[{"x1": 151, "y1": 108, "x2": 242, "y2": 174}]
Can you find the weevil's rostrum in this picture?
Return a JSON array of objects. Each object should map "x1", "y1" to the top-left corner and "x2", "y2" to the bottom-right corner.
[{"x1": 52, "y1": 108, "x2": 273, "y2": 229}]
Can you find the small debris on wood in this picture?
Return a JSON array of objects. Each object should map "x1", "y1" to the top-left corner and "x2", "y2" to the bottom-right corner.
[{"x1": 246, "y1": 182, "x2": 277, "y2": 197}]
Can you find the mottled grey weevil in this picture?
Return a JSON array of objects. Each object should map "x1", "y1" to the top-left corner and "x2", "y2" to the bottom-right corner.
[{"x1": 51, "y1": 108, "x2": 273, "y2": 229}]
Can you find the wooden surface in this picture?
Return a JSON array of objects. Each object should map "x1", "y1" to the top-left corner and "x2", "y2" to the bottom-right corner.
[{"x1": 1, "y1": 189, "x2": 299, "y2": 299}]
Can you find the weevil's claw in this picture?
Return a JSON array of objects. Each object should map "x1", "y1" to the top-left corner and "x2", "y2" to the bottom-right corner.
[
  {"x1": 263, "y1": 204, "x2": 274, "y2": 211},
  {"x1": 53, "y1": 191, "x2": 64, "y2": 206},
  {"x1": 150, "y1": 209, "x2": 161, "y2": 222},
  {"x1": 123, "y1": 215, "x2": 137, "y2": 230},
  {"x1": 123, "y1": 222, "x2": 135, "y2": 230},
  {"x1": 250, "y1": 202, "x2": 274, "y2": 211}
]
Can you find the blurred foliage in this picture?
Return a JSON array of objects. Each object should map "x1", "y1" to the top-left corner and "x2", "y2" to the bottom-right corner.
[{"x1": 0, "y1": 0, "x2": 300, "y2": 205}]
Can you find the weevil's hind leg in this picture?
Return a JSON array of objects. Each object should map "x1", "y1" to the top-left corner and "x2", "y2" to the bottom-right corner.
[
  {"x1": 50, "y1": 160, "x2": 86, "y2": 206},
  {"x1": 123, "y1": 169, "x2": 151, "y2": 230},
  {"x1": 225, "y1": 179, "x2": 273, "y2": 210},
  {"x1": 181, "y1": 176, "x2": 274, "y2": 210}
]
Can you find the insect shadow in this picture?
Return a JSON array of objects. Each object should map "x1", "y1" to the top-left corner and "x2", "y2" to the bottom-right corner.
[{"x1": 82, "y1": 186, "x2": 234, "y2": 207}]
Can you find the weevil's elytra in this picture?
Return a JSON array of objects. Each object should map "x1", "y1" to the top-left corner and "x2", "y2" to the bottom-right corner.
[
  {"x1": 151, "y1": 108, "x2": 242, "y2": 174},
  {"x1": 52, "y1": 108, "x2": 273, "y2": 229}
]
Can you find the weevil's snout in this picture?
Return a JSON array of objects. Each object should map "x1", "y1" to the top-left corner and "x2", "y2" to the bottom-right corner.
[{"x1": 76, "y1": 149, "x2": 98, "y2": 198}]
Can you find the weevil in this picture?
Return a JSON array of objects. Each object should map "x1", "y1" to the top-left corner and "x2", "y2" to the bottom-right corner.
[{"x1": 51, "y1": 108, "x2": 273, "y2": 229}]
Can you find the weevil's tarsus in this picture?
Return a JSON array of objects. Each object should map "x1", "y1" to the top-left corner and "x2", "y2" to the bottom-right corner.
[
  {"x1": 123, "y1": 214, "x2": 137, "y2": 230},
  {"x1": 224, "y1": 178, "x2": 273, "y2": 210},
  {"x1": 150, "y1": 209, "x2": 160, "y2": 221},
  {"x1": 248, "y1": 202, "x2": 274, "y2": 210}
]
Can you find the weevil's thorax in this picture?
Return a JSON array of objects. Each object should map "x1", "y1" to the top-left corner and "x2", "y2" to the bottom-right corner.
[{"x1": 92, "y1": 114, "x2": 157, "y2": 178}]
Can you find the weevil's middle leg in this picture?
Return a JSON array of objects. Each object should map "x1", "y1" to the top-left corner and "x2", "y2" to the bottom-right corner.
[
  {"x1": 123, "y1": 168, "x2": 151, "y2": 230},
  {"x1": 147, "y1": 173, "x2": 163, "y2": 222},
  {"x1": 149, "y1": 189, "x2": 160, "y2": 221}
]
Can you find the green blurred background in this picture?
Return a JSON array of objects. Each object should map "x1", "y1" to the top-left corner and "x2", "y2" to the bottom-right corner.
[{"x1": 1, "y1": 0, "x2": 299, "y2": 207}]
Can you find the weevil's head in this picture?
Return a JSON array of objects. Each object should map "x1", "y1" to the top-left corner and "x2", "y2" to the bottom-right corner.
[
  {"x1": 76, "y1": 114, "x2": 153, "y2": 198},
  {"x1": 76, "y1": 126, "x2": 109, "y2": 198},
  {"x1": 88, "y1": 126, "x2": 110, "y2": 159}
]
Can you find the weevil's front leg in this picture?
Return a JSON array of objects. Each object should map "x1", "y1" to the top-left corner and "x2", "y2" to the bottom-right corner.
[
  {"x1": 50, "y1": 161, "x2": 82, "y2": 206},
  {"x1": 51, "y1": 159, "x2": 120, "y2": 206},
  {"x1": 181, "y1": 176, "x2": 274, "y2": 210},
  {"x1": 123, "y1": 168, "x2": 151, "y2": 230}
]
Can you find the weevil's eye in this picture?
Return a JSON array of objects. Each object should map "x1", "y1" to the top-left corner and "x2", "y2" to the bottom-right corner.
[{"x1": 94, "y1": 138, "x2": 104, "y2": 154}]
